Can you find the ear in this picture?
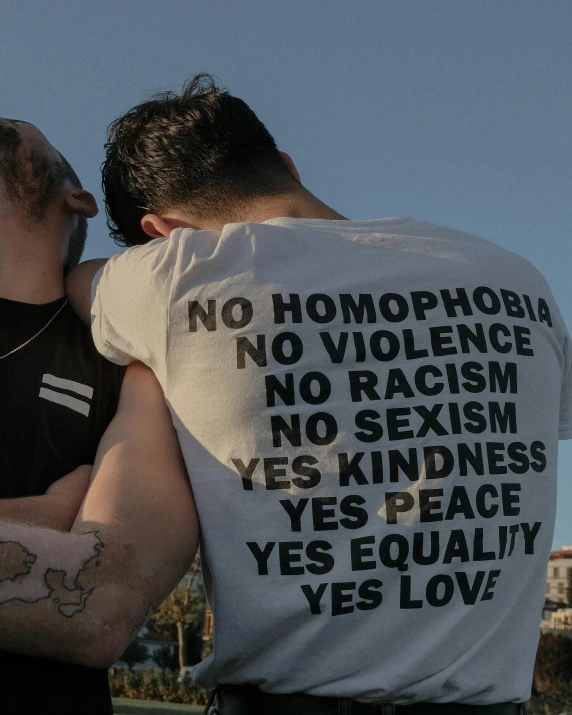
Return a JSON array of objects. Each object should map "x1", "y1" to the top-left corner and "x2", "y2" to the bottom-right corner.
[
  {"x1": 141, "y1": 213, "x2": 199, "y2": 238},
  {"x1": 141, "y1": 213, "x2": 176, "y2": 239},
  {"x1": 64, "y1": 189, "x2": 99, "y2": 219},
  {"x1": 279, "y1": 152, "x2": 301, "y2": 183}
]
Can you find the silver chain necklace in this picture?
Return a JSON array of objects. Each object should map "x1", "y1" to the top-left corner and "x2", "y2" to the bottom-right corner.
[{"x1": 0, "y1": 298, "x2": 69, "y2": 360}]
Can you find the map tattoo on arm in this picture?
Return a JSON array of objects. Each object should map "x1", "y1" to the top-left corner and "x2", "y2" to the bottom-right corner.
[
  {"x1": 0, "y1": 495, "x2": 185, "y2": 666},
  {"x1": 0, "y1": 531, "x2": 103, "y2": 618}
]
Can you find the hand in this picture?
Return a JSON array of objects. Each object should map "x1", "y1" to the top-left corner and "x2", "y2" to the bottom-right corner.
[{"x1": 45, "y1": 465, "x2": 93, "y2": 528}]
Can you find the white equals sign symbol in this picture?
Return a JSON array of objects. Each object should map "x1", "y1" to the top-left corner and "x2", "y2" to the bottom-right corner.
[{"x1": 39, "y1": 374, "x2": 94, "y2": 417}]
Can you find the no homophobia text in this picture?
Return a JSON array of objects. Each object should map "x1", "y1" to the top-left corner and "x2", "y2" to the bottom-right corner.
[{"x1": 188, "y1": 287, "x2": 553, "y2": 333}]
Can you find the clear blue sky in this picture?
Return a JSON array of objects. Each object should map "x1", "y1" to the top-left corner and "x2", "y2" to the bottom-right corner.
[{"x1": 2, "y1": 1, "x2": 571, "y2": 548}]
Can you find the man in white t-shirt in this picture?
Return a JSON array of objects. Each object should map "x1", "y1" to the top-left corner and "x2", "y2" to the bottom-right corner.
[
  {"x1": 66, "y1": 73, "x2": 572, "y2": 714},
  {"x1": 2, "y1": 74, "x2": 569, "y2": 714}
]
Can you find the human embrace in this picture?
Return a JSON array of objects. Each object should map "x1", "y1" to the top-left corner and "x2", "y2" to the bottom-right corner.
[{"x1": 0, "y1": 74, "x2": 569, "y2": 715}]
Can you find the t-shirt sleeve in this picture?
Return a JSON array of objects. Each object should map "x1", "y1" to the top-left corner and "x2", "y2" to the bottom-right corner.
[
  {"x1": 90, "y1": 238, "x2": 173, "y2": 371},
  {"x1": 560, "y1": 336, "x2": 572, "y2": 440}
]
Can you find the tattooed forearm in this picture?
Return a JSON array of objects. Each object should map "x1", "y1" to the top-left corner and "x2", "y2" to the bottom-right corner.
[
  {"x1": 0, "y1": 520, "x2": 174, "y2": 668},
  {"x1": 0, "y1": 532, "x2": 102, "y2": 615},
  {"x1": 0, "y1": 541, "x2": 36, "y2": 583},
  {"x1": 0, "y1": 526, "x2": 116, "y2": 665}
]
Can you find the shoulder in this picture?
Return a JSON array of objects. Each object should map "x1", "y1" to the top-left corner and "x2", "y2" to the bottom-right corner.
[
  {"x1": 95, "y1": 238, "x2": 168, "y2": 286},
  {"x1": 106, "y1": 232, "x2": 183, "y2": 270},
  {"x1": 98, "y1": 233, "x2": 190, "y2": 300},
  {"x1": 410, "y1": 219, "x2": 552, "y2": 286}
]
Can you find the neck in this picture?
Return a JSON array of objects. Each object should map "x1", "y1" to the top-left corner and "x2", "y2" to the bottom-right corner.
[
  {"x1": 0, "y1": 214, "x2": 65, "y2": 304},
  {"x1": 239, "y1": 188, "x2": 348, "y2": 225}
]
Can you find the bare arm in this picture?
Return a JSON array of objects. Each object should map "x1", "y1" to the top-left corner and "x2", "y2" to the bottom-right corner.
[
  {"x1": 0, "y1": 465, "x2": 92, "y2": 530},
  {"x1": 65, "y1": 258, "x2": 109, "y2": 325},
  {"x1": 0, "y1": 362, "x2": 199, "y2": 667}
]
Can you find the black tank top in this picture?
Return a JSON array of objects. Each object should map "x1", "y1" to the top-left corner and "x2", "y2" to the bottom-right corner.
[{"x1": 0, "y1": 296, "x2": 125, "y2": 714}]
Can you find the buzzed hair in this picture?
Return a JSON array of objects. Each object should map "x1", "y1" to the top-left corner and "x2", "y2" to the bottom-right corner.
[{"x1": 0, "y1": 122, "x2": 88, "y2": 271}]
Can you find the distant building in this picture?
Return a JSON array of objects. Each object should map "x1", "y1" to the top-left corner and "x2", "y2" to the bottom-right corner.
[
  {"x1": 115, "y1": 628, "x2": 178, "y2": 670},
  {"x1": 545, "y1": 607, "x2": 572, "y2": 631},
  {"x1": 545, "y1": 546, "x2": 572, "y2": 603},
  {"x1": 139, "y1": 630, "x2": 178, "y2": 668}
]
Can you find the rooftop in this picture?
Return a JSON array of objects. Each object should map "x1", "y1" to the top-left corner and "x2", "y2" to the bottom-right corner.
[{"x1": 550, "y1": 550, "x2": 572, "y2": 560}]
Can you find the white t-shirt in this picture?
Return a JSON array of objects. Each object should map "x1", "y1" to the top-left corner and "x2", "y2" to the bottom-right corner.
[{"x1": 92, "y1": 217, "x2": 572, "y2": 705}]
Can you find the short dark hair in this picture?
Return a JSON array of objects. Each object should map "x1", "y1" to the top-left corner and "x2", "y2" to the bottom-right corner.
[{"x1": 102, "y1": 73, "x2": 295, "y2": 247}]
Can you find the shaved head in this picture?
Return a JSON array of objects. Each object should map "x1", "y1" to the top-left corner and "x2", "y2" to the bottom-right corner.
[
  {"x1": 0, "y1": 119, "x2": 64, "y2": 220},
  {"x1": 0, "y1": 119, "x2": 87, "y2": 271}
]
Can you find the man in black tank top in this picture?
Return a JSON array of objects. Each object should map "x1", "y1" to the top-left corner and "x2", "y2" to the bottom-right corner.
[{"x1": 0, "y1": 118, "x2": 123, "y2": 713}]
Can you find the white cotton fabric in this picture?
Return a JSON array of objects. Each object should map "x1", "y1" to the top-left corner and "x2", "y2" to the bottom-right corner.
[{"x1": 92, "y1": 217, "x2": 572, "y2": 705}]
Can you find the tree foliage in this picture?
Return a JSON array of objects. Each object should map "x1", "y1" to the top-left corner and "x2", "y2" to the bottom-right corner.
[
  {"x1": 534, "y1": 632, "x2": 572, "y2": 696},
  {"x1": 201, "y1": 632, "x2": 214, "y2": 661},
  {"x1": 147, "y1": 554, "x2": 206, "y2": 669},
  {"x1": 567, "y1": 568, "x2": 572, "y2": 608},
  {"x1": 109, "y1": 668, "x2": 209, "y2": 705},
  {"x1": 151, "y1": 645, "x2": 178, "y2": 671},
  {"x1": 120, "y1": 640, "x2": 149, "y2": 669}
]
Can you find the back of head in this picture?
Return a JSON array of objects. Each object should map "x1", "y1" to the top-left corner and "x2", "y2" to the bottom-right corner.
[
  {"x1": 102, "y1": 73, "x2": 296, "y2": 247},
  {"x1": 0, "y1": 120, "x2": 87, "y2": 272},
  {"x1": 0, "y1": 120, "x2": 63, "y2": 222}
]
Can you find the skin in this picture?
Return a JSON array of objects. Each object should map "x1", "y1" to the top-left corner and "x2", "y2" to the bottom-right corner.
[
  {"x1": 2, "y1": 466, "x2": 93, "y2": 530},
  {"x1": 140, "y1": 152, "x2": 346, "y2": 236},
  {"x1": 0, "y1": 119, "x2": 97, "y2": 304}
]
